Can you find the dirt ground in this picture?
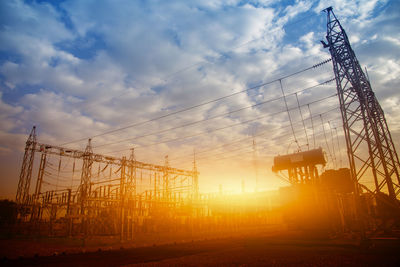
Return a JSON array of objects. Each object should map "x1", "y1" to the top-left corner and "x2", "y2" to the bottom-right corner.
[{"x1": 1, "y1": 230, "x2": 400, "y2": 266}]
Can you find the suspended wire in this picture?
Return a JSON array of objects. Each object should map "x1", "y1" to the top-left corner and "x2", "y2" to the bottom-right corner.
[
  {"x1": 109, "y1": 96, "x2": 338, "y2": 157},
  {"x1": 334, "y1": 126, "x2": 343, "y2": 168},
  {"x1": 307, "y1": 104, "x2": 316, "y2": 148},
  {"x1": 104, "y1": 93, "x2": 338, "y2": 156},
  {"x1": 328, "y1": 120, "x2": 338, "y2": 169},
  {"x1": 60, "y1": 59, "x2": 332, "y2": 146},
  {"x1": 171, "y1": 108, "x2": 341, "y2": 166},
  {"x1": 141, "y1": 108, "x2": 338, "y2": 165},
  {"x1": 170, "y1": 130, "x2": 271, "y2": 162},
  {"x1": 95, "y1": 78, "x2": 335, "y2": 149},
  {"x1": 170, "y1": 105, "x2": 340, "y2": 164},
  {"x1": 320, "y1": 114, "x2": 335, "y2": 168},
  {"x1": 295, "y1": 92, "x2": 309, "y2": 150},
  {"x1": 279, "y1": 79, "x2": 300, "y2": 151},
  {"x1": 45, "y1": 163, "x2": 82, "y2": 173},
  {"x1": 193, "y1": 139, "x2": 278, "y2": 163},
  {"x1": 44, "y1": 170, "x2": 80, "y2": 184},
  {"x1": 181, "y1": 121, "x2": 342, "y2": 169},
  {"x1": 44, "y1": 171, "x2": 80, "y2": 182},
  {"x1": 223, "y1": 128, "x2": 339, "y2": 165}
]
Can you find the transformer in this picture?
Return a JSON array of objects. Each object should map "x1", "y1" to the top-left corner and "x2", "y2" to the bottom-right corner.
[{"x1": 272, "y1": 148, "x2": 326, "y2": 184}]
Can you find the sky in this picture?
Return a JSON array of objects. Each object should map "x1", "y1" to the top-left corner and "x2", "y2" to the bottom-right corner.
[{"x1": 0, "y1": 0, "x2": 399, "y2": 199}]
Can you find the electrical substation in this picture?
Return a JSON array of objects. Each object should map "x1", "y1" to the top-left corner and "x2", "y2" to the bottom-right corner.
[{"x1": 11, "y1": 7, "x2": 400, "y2": 245}]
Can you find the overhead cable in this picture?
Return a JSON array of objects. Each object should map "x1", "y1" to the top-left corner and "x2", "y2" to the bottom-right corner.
[
  {"x1": 103, "y1": 93, "x2": 338, "y2": 155},
  {"x1": 60, "y1": 58, "x2": 332, "y2": 146},
  {"x1": 94, "y1": 77, "x2": 335, "y2": 148}
]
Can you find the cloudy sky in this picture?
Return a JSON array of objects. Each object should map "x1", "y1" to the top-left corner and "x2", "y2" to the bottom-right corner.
[{"x1": 0, "y1": 0, "x2": 399, "y2": 199}]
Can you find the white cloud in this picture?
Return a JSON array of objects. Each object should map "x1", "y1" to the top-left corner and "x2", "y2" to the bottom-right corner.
[{"x1": 0, "y1": 92, "x2": 23, "y2": 132}]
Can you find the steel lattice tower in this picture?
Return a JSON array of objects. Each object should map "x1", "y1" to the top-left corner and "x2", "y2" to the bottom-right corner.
[
  {"x1": 16, "y1": 126, "x2": 37, "y2": 205},
  {"x1": 323, "y1": 7, "x2": 400, "y2": 200},
  {"x1": 80, "y1": 139, "x2": 93, "y2": 214}
]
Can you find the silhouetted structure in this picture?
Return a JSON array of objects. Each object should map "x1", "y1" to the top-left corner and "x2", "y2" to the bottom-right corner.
[{"x1": 323, "y1": 7, "x2": 400, "y2": 201}]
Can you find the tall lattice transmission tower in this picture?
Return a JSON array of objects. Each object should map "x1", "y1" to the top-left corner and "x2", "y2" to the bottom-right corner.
[
  {"x1": 16, "y1": 126, "x2": 36, "y2": 205},
  {"x1": 322, "y1": 7, "x2": 400, "y2": 201}
]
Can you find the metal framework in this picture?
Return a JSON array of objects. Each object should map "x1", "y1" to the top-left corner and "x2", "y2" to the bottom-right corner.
[
  {"x1": 14, "y1": 128, "x2": 282, "y2": 239},
  {"x1": 15, "y1": 130, "x2": 200, "y2": 237},
  {"x1": 16, "y1": 126, "x2": 37, "y2": 205},
  {"x1": 323, "y1": 7, "x2": 400, "y2": 201}
]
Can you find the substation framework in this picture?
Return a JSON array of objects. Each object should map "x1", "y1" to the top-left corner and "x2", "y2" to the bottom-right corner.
[
  {"x1": 15, "y1": 127, "x2": 279, "y2": 239},
  {"x1": 15, "y1": 126, "x2": 204, "y2": 239}
]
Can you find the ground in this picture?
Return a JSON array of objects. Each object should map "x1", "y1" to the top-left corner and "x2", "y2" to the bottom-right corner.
[{"x1": 1, "y1": 230, "x2": 400, "y2": 266}]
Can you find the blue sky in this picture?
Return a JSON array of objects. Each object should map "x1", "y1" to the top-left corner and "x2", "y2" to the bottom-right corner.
[{"x1": 0, "y1": 0, "x2": 399, "y2": 198}]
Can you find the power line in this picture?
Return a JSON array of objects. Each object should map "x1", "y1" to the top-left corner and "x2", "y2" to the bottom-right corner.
[
  {"x1": 94, "y1": 78, "x2": 335, "y2": 149},
  {"x1": 102, "y1": 93, "x2": 338, "y2": 155},
  {"x1": 307, "y1": 104, "x2": 316, "y2": 148},
  {"x1": 169, "y1": 105, "x2": 340, "y2": 163},
  {"x1": 320, "y1": 114, "x2": 334, "y2": 168},
  {"x1": 177, "y1": 120, "x2": 342, "y2": 169},
  {"x1": 279, "y1": 78, "x2": 299, "y2": 150},
  {"x1": 334, "y1": 126, "x2": 343, "y2": 168},
  {"x1": 60, "y1": 59, "x2": 332, "y2": 146},
  {"x1": 295, "y1": 92, "x2": 309, "y2": 150},
  {"x1": 170, "y1": 128, "x2": 274, "y2": 162},
  {"x1": 328, "y1": 120, "x2": 338, "y2": 169},
  {"x1": 170, "y1": 107, "x2": 341, "y2": 166},
  {"x1": 199, "y1": 122, "x2": 342, "y2": 164}
]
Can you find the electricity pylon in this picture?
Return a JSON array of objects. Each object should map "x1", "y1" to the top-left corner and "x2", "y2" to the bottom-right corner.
[
  {"x1": 16, "y1": 126, "x2": 37, "y2": 205},
  {"x1": 322, "y1": 7, "x2": 400, "y2": 201}
]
